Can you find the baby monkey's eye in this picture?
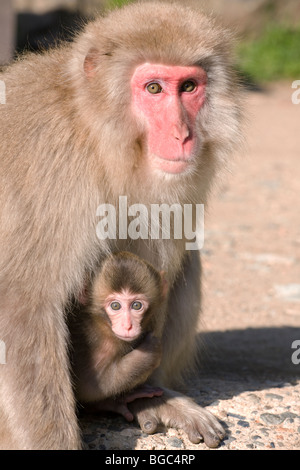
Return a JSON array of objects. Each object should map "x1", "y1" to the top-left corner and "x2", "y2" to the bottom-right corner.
[
  {"x1": 131, "y1": 301, "x2": 143, "y2": 310},
  {"x1": 110, "y1": 301, "x2": 121, "y2": 310}
]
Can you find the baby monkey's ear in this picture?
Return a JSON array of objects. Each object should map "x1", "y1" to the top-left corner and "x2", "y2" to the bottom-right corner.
[{"x1": 160, "y1": 271, "x2": 169, "y2": 299}]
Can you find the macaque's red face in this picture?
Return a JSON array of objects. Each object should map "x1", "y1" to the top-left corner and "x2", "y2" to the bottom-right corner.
[
  {"x1": 131, "y1": 63, "x2": 207, "y2": 175},
  {"x1": 105, "y1": 290, "x2": 149, "y2": 341}
]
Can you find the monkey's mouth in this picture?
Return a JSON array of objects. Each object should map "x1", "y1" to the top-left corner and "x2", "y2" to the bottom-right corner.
[
  {"x1": 155, "y1": 156, "x2": 192, "y2": 174},
  {"x1": 115, "y1": 333, "x2": 140, "y2": 342}
]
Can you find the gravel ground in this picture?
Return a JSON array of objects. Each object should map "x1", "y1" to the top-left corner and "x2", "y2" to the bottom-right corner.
[{"x1": 81, "y1": 83, "x2": 300, "y2": 451}]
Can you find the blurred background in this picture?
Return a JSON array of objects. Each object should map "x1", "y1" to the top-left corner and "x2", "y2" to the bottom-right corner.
[{"x1": 1, "y1": 0, "x2": 300, "y2": 85}]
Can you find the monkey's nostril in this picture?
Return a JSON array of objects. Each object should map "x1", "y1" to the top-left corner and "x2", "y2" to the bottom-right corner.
[{"x1": 173, "y1": 123, "x2": 190, "y2": 142}]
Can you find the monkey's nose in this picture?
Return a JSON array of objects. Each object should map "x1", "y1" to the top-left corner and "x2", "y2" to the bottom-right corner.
[
  {"x1": 123, "y1": 314, "x2": 133, "y2": 331},
  {"x1": 172, "y1": 123, "x2": 190, "y2": 143}
]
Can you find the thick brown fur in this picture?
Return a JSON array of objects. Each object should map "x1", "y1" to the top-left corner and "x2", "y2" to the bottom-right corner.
[{"x1": 0, "y1": 2, "x2": 242, "y2": 449}]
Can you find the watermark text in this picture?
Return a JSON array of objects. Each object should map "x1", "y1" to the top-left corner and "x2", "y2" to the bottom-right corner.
[
  {"x1": 96, "y1": 196, "x2": 204, "y2": 250},
  {"x1": 291, "y1": 80, "x2": 300, "y2": 104},
  {"x1": 291, "y1": 340, "x2": 300, "y2": 365}
]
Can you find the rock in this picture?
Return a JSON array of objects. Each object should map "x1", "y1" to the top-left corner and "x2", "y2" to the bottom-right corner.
[
  {"x1": 228, "y1": 412, "x2": 246, "y2": 420},
  {"x1": 260, "y1": 413, "x2": 285, "y2": 425},
  {"x1": 222, "y1": 436, "x2": 236, "y2": 445},
  {"x1": 247, "y1": 393, "x2": 261, "y2": 404},
  {"x1": 166, "y1": 437, "x2": 183, "y2": 448},
  {"x1": 280, "y1": 411, "x2": 298, "y2": 421},
  {"x1": 265, "y1": 393, "x2": 283, "y2": 401},
  {"x1": 237, "y1": 420, "x2": 250, "y2": 428}
]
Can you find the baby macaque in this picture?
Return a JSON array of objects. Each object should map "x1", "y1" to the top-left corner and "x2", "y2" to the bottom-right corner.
[{"x1": 69, "y1": 251, "x2": 168, "y2": 421}]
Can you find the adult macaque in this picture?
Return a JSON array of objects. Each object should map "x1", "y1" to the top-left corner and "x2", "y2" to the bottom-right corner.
[
  {"x1": 0, "y1": 2, "x2": 242, "y2": 449},
  {"x1": 69, "y1": 251, "x2": 167, "y2": 421}
]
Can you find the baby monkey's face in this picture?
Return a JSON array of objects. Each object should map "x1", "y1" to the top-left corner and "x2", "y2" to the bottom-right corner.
[{"x1": 104, "y1": 289, "x2": 150, "y2": 341}]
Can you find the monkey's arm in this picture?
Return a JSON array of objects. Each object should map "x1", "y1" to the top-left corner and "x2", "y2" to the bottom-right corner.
[{"x1": 77, "y1": 333, "x2": 162, "y2": 402}]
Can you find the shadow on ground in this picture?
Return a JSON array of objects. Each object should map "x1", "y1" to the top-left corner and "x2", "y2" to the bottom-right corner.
[
  {"x1": 80, "y1": 326, "x2": 300, "y2": 449},
  {"x1": 192, "y1": 326, "x2": 300, "y2": 404}
]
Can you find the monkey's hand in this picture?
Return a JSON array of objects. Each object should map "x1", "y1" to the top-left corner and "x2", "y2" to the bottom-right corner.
[
  {"x1": 128, "y1": 388, "x2": 226, "y2": 448},
  {"x1": 85, "y1": 385, "x2": 164, "y2": 422},
  {"x1": 135, "y1": 332, "x2": 162, "y2": 371}
]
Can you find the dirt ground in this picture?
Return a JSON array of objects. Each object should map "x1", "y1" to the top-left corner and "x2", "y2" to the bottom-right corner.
[{"x1": 81, "y1": 83, "x2": 300, "y2": 451}]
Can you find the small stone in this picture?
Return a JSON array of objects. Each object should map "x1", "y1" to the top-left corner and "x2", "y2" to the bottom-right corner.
[
  {"x1": 166, "y1": 437, "x2": 183, "y2": 448},
  {"x1": 255, "y1": 441, "x2": 265, "y2": 448},
  {"x1": 223, "y1": 436, "x2": 236, "y2": 445},
  {"x1": 247, "y1": 393, "x2": 261, "y2": 404},
  {"x1": 260, "y1": 413, "x2": 284, "y2": 426},
  {"x1": 237, "y1": 420, "x2": 250, "y2": 428},
  {"x1": 280, "y1": 411, "x2": 298, "y2": 421},
  {"x1": 265, "y1": 393, "x2": 283, "y2": 401},
  {"x1": 228, "y1": 412, "x2": 246, "y2": 420}
]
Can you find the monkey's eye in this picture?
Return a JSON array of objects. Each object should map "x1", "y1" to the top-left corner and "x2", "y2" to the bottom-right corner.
[
  {"x1": 146, "y1": 82, "x2": 162, "y2": 94},
  {"x1": 131, "y1": 301, "x2": 143, "y2": 310},
  {"x1": 181, "y1": 80, "x2": 196, "y2": 93},
  {"x1": 110, "y1": 301, "x2": 121, "y2": 310}
]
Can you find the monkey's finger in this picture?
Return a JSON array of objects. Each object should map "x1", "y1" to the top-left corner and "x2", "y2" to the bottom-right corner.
[
  {"x1": 124, "y1": 386, "x2": 163, "y2": 403},
  {"x1": 139, "y1": 415, "x2": 159, "y2": 434},
  {"x1": 194, "y1": 420, "x2": 226, "y2": 448},
  {"x1": 186, "y1": 427, "x2": 203, "y2": 444},
  {"x1": 114, "y1": 404, "x2": 134, "y2": 422},
  {"x1": 202, "y1": 427, "x2": 224, "y2": 448}
]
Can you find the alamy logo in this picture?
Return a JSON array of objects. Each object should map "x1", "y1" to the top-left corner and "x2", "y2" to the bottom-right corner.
[
  {"x1": 96, "y1": 196, "x2": 204, "y2": 250},
  {"x1": 291, "y1": 340, "x2": 300, "y2": 365},
  {"x1": 291, "y1": 80, "x2": 300, "y2": 104}
]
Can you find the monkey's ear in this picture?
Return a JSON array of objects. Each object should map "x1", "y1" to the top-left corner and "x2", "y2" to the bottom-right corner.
[
  {"x1": 84, "y1": 48, "x2": 100, "y2": 79},
  {"x1": 160, "y1": 271, "x2": 169, "y2": 298}
]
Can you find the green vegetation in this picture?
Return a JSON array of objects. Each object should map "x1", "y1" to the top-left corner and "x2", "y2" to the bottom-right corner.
[
  {"x1": 106, "y1": 0, "x2": 131, "y2": 10},
  {"x1": 237, "y1": 24, "x2": 300, "y2": 82}
]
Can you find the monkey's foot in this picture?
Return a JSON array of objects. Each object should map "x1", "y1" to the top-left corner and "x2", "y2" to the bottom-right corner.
[
  {"x1": 84, "y1": 385, "x2": 163, "y2": 422},
  {"x1": 128, "y1": 387, "x2": 225, "y2": 448}
]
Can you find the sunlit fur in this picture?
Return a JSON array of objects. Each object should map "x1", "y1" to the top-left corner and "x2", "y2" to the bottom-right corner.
[{"x1": 0, "y1": 2, "x2": 242, "y2": 449}]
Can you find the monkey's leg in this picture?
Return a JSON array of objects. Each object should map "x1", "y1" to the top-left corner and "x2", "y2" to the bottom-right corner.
[
  {"x1": 0, "y1": 299, "x2": 80, "y2": 450},
  {"x1": 128, "y1": 388, "x2": 225, "y2": 448}
]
